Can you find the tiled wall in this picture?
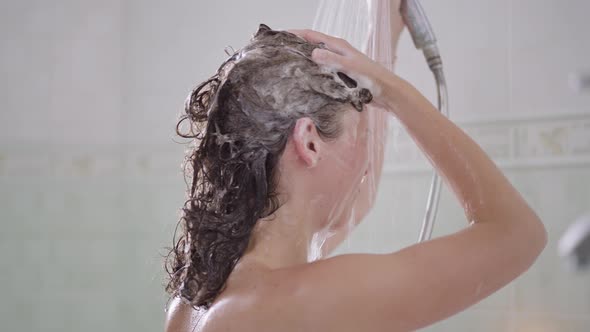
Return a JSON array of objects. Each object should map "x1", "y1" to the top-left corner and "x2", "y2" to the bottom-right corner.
[{"x1": 1, "y1": 0, "x2": 589, "y2": 331}]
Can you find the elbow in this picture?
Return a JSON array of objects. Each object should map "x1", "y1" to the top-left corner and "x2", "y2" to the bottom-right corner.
[
  {"x1": 502, "y1": 213, "x2": 548, "y2": 270},
  {"x1": 526, "y1": 218, "x2": 548, "y2": 276},
  {"x1": 516, "y1": 207, "x2": 548, "y2": 256},
  {"x1": 522, "y1": 215, "x2": 548, "y2": 264},
  {"x1": 507, "y1": 215, "x2": 548, "y2": 278},
  {"x1": 528, "y1": 210, "x2": 548, "y2": 253},
  {"x1": 536, "y1": 218, "x2": 549, "y2": 254}
]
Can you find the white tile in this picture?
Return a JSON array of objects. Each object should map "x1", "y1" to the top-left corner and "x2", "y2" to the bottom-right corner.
[
  {"x1": 510, "y1": 0, "x2": 590, "y2": 114},
  {"x1": 40, "y1": 237, "x2": 121, "y2": 293},
  {"x1": 0, "y1": 292, "x2": 35, "y2": 331},
  {"x1": 420, "y1": 309, "x2": 513, "y2": 332},
  {"x1": 0, "y1": 1, "x2": 56, "y2": 143},
  {"x1": 32, "y1": 289, "x2": 122, "y2": 332},
  {"x1": 506, "y1": 167, "x2": 590, "y2": 315},
  {"x1": 0, "y1": 177, "x2": 48, "y2": 235},
  {"x1": 48, "y1": 0, "x2": 123, "y2": 145}
]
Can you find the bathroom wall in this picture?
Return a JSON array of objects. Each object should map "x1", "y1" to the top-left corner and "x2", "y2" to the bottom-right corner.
[{"x1": 0, "y1": 0, "x2": 589, "y2": 331}]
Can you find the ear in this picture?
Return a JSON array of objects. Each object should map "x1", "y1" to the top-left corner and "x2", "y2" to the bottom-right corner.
[{"x1": 292, "y1": 117, "x2": 321, "y2": 168}]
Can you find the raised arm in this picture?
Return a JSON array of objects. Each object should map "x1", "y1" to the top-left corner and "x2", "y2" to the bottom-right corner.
[{"x1": 281, "y1": 29, "x2": 547, "y2": 331}]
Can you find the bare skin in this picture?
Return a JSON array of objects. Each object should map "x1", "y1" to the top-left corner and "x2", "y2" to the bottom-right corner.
[{"x1": 166, "y1": 5, "x2": 547, "y2": 332}]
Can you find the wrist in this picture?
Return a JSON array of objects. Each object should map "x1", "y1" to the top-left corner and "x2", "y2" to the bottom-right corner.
[{"x1": 379, "y1": 73, "x2": 406, "y2": 111}]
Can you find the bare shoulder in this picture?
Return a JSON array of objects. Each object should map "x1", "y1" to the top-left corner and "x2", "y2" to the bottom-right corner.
[
  {"x1": 164, "y1": 297, "x2": 208, "y2": 332},
  {"x1": 164, "y1": 255, "x2": 386, "y2": 332},
  {"x1": 167, "y1": 223, "x2": 544, "y2": 332},
  {"x1": 203, "y1": 255, "x2": 382, "y2": 331},
  {"x1": 163, "y1": 267, "x2": 307, "y2": 332}
]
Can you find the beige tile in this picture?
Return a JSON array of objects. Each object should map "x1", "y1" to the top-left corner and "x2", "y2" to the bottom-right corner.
[
  {"x1": 420, "y1": 309, "x2": 513, "y2": 332},
  {"x1": 512, "y1": 312, "x2": 590, "y2": 332}
]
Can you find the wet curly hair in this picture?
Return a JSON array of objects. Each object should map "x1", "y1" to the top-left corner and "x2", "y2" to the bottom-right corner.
[{"x1": 165, "y1": 24, "x2": 373, "y2": 309}]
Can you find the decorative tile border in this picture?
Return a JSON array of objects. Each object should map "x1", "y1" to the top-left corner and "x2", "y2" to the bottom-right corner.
[
  {"x1": 0, "y1": 143, "x2": 186, "y2": 178},
  {"x1": 385, "y1": 111, "x2": 590, "y2": 174},
  {"x1": 0, "y1": 112, "x2": 589, "y2": 178}
]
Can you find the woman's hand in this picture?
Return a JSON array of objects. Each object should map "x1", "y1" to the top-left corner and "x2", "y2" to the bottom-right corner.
[{"x1": 288, "y1": 29, "x2": 398, "y2": 109}]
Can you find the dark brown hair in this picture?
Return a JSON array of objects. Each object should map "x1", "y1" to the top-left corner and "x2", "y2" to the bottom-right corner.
[{"x1": 165, "y1": 24, "x2": 372, "y2": 309}]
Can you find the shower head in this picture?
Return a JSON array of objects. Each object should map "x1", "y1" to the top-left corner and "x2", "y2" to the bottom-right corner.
[
  {"x1": 399, "y1": 0, "x2": 448, "y2": 242},
  {"x1": 569, "y1": 71, "x2": 590, "y2": 93},
  {"x1": 559, "y1": 214, "x2": 590, "y2": 271},
  {"x1": 400, "y1": 0, "x2": 441, "y2": 69},
  {"x1": 400, "y1": 0, "x2": 436, "y2": 49}
]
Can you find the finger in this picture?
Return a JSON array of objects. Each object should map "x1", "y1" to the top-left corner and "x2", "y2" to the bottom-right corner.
[
  {"x1": 286, "y1": 29, "x2": 318, "y2": 43},
  {"x1": 287, "y1": 29, "x2": 319, "y2": 45},
  {"x1": 286, "y1": 29, "x2": 315, "y2": 40},
  {"x1": 311, "y1": 48, "x2": 346, "y2": 70},
  {"x1": 286, "y1": 29, "x2": 306, "y2": 37},
  {"x1": 288, "y1": 29, "x2": 352, "y2": 56}
]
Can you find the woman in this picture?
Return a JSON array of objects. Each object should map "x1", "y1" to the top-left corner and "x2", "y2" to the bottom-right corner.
[{"x1": 164, "y1": 11, "x2": 547, "y2": 332}]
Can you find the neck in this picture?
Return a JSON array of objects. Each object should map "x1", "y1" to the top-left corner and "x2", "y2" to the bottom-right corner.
[{"x1": 240, "y1": 193, "x2": 325, "y2": 269}]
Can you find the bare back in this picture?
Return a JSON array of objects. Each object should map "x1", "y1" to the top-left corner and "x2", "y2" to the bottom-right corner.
[{"x1": 166, "y1": 224, "x2": 545, "y2": 332}]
